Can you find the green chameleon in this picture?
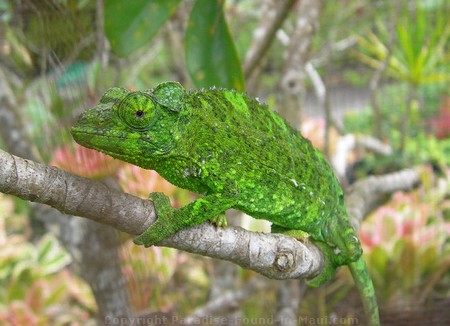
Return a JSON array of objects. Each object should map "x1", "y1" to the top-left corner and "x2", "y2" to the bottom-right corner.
[{"x1": 71, "y1": 82, "x2": 379, "y2": 325}]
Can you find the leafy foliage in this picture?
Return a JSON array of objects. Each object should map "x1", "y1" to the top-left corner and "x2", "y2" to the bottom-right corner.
[
  {"x1": 356, "y1": 1, "x2": 450, "y2": 86},
  {"x1": 185, "y1": 0, "x2": 245, "y2": 91},
  {"x1": 0, "y1": 200, "x2": 96, "y2": 324},
  {"x1": 104, "y1": 0, "x2": 245, "y2": 90},
  {"x1": 105, "y1": 0, "x2": 182, "y2": 57}
]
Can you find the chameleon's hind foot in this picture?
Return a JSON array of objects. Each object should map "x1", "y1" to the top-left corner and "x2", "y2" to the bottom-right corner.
[
  {"x1": 271, "y1": 225, "x2": 337, "y2": 286},
  {"x1": 305, "y1": 241, "x2": 338, "y2": 287}
]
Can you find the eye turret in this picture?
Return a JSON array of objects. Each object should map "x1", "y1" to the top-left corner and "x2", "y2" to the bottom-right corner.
[{"x1": 118, "y1": 92, "x2": 158, "y2": 130}]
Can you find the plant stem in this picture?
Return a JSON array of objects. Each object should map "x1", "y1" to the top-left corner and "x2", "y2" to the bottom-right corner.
[{"x1": 399, "y1": 84, "x2": 418, "y2": 152}]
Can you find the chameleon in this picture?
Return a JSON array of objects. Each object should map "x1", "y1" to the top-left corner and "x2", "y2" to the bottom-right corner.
[{"x1": 71, "y1": 82, "x2": 379, "y2": 325}]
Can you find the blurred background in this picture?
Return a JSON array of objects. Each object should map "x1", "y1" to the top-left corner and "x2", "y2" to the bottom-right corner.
[{"x1": 0, "y1": 0, "x2": 449, "y2": 324}]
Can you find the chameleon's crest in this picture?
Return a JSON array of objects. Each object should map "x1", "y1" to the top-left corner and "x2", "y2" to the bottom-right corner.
[
  {"x1": 152, "y1": 81, "x2": 185, "y2": 112},
  {"x1": 100, "y1": 87, "x2": 129, "y2": 104}
]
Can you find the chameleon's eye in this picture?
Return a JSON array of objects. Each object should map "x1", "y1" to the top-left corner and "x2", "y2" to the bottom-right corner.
[{"x1": 118, "y1": 92, "x2": 157, "y2": 130}]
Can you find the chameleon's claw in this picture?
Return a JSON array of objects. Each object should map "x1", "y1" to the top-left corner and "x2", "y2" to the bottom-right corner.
[
  {"x1": 134, "y1": 216, "x2": 177, "y2": 247},
  {"x1": 133, "y1": 231, "x2": 158, "y2": 247},
  {"x1": 271, "y1": 225, "x2": 310, "y2": 240}
]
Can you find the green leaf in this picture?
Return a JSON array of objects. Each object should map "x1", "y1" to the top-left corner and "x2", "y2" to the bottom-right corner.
[
  {"x1": 185, "y1": 0, "x2": 245, "y2": 91},
  {"x1": 367, "y1": 247, "x2": 389, "y2": 286},
  {"x1": 37, "y1": 234, "x2": 71, "y2": 276},
  {"x1": 104, "y1": 0, "x2": 182, "y2": 57}
]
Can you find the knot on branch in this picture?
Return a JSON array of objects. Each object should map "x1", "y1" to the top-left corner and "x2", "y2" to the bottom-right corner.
[
  {"x1": 274, "y1": 250, "x2": 295, "y2": 271},
  {"x1": 280, "y1": 70, "x2": 306, "y2": 95}
]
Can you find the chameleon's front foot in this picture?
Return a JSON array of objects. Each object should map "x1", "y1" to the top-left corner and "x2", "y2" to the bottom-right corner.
[
  {"x1": 134, "y1": 192, "x2": 177, "y2": 247},
  {"x1": 134, "y1": 191, "x2": 236, "y2": 247}
]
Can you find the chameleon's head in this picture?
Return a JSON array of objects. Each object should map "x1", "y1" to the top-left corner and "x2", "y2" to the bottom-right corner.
[{"x1": 71, "y1": 82, "x2": 186, "y2": 168}]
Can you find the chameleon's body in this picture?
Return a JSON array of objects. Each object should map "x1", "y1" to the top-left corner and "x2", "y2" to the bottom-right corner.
[{"x1": 71, "y1": 82, "x2": 379, "y2": 325}]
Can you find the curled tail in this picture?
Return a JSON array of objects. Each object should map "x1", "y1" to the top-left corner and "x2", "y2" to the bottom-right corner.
[{"x1": 349, "y1": 258, "x2": 380, "y2": 326}]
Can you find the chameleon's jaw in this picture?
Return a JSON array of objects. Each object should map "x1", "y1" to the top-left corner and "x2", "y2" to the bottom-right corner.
[
  {"x1": 72, "y1": 126, "x2": 137, "y2": 159},
  {"x1": 71, "y1": 127, "x2": 106, "y2": 150},
  {"x1": 70, "y1": 125, "x2": 167, "y2": 171}
]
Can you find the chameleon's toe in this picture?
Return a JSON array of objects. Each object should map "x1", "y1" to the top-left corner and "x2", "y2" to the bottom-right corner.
[
  {"x1": 209, "y1": 214, "x2": 228, "y2": 227},
  {"x1": 149, "y1": 192, "x2": 172, "y2": 210},
  {"x1": 271, "y1": 227, "x2": 310, "y2": 240},
  {"x1": 133, "y1": 215, "x2": 178, "y2": 247},
  {"x1": 133, "y1": 230, "x2": 158, "y2": 247},
  {"x1": 306, "y1": 258, "x2": 337, "y2": 287}
]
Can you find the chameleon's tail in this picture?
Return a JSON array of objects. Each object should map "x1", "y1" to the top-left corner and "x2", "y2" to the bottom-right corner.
[{"x1": 349, "y1": 258, "x2": 380, "y2": 326}]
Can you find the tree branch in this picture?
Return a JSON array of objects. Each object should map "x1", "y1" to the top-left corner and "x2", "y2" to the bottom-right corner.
[
  {"x1": 277, "y1": 0, "x2": 323, "y2": 125},
  {"x1": 332, "y1": 134, "x2": 393, "y2": 180},
  {"x1": 0, "y1": 65, "x2": 133, "y2": 318},
  {"x1": 0, "y1": 149, "x2": 323, "y2": 280},
  {"x1": 346, "y1": 168, "x2": 421, "y2": 231},
  {"x1": 0, "y1": 148, "x2": 422, "y2": 280}
]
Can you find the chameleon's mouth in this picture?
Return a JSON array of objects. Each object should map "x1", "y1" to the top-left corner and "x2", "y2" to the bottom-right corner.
[
  {"x1": 71, "y1": 127, "x2": 132, "y2": 153},
  {"x1": 71, "y1": 127, "x2": 108, "y2": 147},
  {"x1": 71, "y1": 128, "x2": 150, "y2": 167},
  {"x1": 70, "y1": 126, "x2": 169, "y2": 160}
]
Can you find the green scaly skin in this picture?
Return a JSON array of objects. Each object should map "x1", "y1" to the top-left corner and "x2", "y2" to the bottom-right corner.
[{"x1": 71, "y1": 82, "x2": 379, "y2": 325}]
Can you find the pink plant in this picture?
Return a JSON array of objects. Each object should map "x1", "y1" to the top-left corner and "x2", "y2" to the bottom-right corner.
[
  {"x1": 117, "y1": 165, "x2": 177, "y2": 198},
  {"x1": 357, "y1": 168, "x2": 450, "y2": 301},
  {"x1": 360, "y1": 190, "x2": 450, "y2": 252},
  {"x1": 51, "y1": 143, "x2": 122, "y2": 178},
  {"x1": 429, "y1": 96, "x2": 450, "y2": 139},
  {"x1": 301, "y1": 118, "x2": 326, "y2": 149}
]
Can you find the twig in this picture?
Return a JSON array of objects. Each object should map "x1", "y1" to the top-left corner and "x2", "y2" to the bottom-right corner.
[
  {"x1": 310, "y1": 36, "x2": 357, "y2": 67},
  {"x1": 346, "y1": 167, "x2": 421, "y2": 231},
  {"x1": 277, "y1": 0, "x2": 322, "y2": 125},
  {"x1": 332, "y1": 134, "x2": 392, "y2": 179},
  {"x1": 244, "y1": 0, "x2": 296, "y2": 79},
  {"x1": 183, "y1": 277, "x2": 268, "y2": 325}
]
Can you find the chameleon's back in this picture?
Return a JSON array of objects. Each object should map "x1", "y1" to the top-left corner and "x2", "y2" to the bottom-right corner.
[{"x1": 180, "y1": 88, "x2": 344, "y2": 236}]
